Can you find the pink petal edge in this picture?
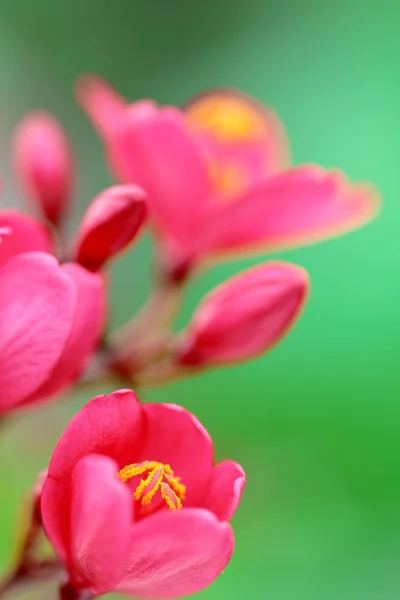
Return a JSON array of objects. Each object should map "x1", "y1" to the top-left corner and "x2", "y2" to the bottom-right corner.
[
  {"x1": 116, "y1": 508, "x2": 234, "y2": 598},
  {"x1": 70, "y1": 454, "x2": 132, "y2": 594},
  {"x1": 204, "y1": 460, "x2": 246, "y2": 522},
  {"x1": 41, "y1": 390, "x2": 143, "y2": 560}
]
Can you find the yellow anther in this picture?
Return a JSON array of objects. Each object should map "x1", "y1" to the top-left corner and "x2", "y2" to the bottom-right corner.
[
  {"x1": 118, "y1": 460, "x2": 186, "y2": 512},
  {"x1": 187, "y1": 95, "x2": 265, "y2": 142},
  {"x1": 160, "y1": 482, "x2": 182, "y2": 511}
]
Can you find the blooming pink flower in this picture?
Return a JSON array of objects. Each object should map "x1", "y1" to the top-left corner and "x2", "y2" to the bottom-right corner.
[
  {"x1": 12, "y1": 111, "x2": 73, "y2": 227},
  {"x1": 0, "y1": 252, "x2": 105, "y2": 414},
  {"x1": 74, "y1": 184, "x2": 147, "y2": 271},
  {"x1": 76, "y1": 76, "x2": 379, "y2": 279},
  {"x1": 41, "y1": 389, "x2": 245, "y2": 598},
  {"x1": 177, "y1": 261, "x2": 309, "y2": 367}
]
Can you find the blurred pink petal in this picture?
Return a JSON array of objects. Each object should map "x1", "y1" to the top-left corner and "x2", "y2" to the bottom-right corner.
[
  {"x1": 12, "y1": 111, "x2": 73, "y2": 227},
  {"x1": 107, "y1": 105, "x2": 212, "y2": 254},
  {"x1": 200, "y1": 166, "x2": 380, "y2": 258},
  {"x1": 71, "y1": 454, "x2": 133, "y2": 594},
  {"x1": 26, "y1": 263, "x2": 106, "y2": 404},
  {"x1": 75, "y1": 74, "x2": 128, "y2": 138},
  {"x1": 75, "y1": 184, "x2": 147, "y2": 271},
  {"x1": 116, "y1": 509, "x2": 234, "y2": 599},
  {"x1": 0, "y1": 252, "x2": 75, "y2": 413},
  {"x1": 178, "y1": 262, "x2": 309, "y2": 366},
  {"x1": 0, "y1": 210, "x2": 53, "y2": 267}
]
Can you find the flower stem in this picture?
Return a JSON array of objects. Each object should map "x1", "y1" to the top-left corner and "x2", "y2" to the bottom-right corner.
[
  {"x1": 106, "y1": 259, "x2": 185, "y2": 379},
  {"x1": 0, "y1": 561, "x2": 62, "y2": 599}
]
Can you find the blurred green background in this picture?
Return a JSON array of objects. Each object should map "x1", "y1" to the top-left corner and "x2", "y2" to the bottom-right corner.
[{"x1": 0, "y1": 1, "x2": 399, "y2": 599}]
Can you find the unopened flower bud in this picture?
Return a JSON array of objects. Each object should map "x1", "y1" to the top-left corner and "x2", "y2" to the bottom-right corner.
[
  {"x1": 74, "y1": 185, "x2": 147, "y2": 271},
  {"x1": 12, "y1": 111, "x2": 73, "y2": 227},
  {"x1": 177, "y1": 262, "x2": 309, "y2": 367}
]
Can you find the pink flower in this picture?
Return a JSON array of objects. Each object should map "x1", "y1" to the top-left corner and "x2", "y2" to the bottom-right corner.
[
  {"x1": 41, "y1": 389, "x2": 245, "y2": 598},
  {"x1": 76, "y1": 76, "x2": 379, "y2": 279},
  {"x1": 0, "y1": 252, "x2": 105, "y2": 414},
  {"x1": 177, "y1": 261, "x2": 309, "y2": 367},
  {"x1": 74, "y1": 184, "x2": 147, "y2": 271},
  {"x1": 12, "y1": 111, "x2": 73, "y2": 227}
]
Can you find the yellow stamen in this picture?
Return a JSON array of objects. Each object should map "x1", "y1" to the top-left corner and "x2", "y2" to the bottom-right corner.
[
  {"x1": 187, "y1": 95, "x2": 266, "y2": 142},
  {"x1": 160, "y1": 482, "x2": 182, "y2": 510},
  {"x1": 118, "y1": 461, "x2": 186, "y2": 512}
]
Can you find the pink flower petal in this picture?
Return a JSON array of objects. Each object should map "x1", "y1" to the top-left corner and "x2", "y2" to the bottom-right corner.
[
  {"x1": 75, "y1": 184, "x2": 147, "y2": 271},
  {"x1": 0, "y1": 252, "x2": 75, "y2": 412},
  {"x1": 107, "y1": 105, "x2": 212, "y2": 253},
  {"x1": 41, "y1": 390, "x2": 143, "y2": 561},
  {"x1": 178, "y1": 262, "x2": 309, "y2": 366},
  {"x1": 184, "y1": 87, "x2": 289, "y2": 199},
  {"x1": 201, "y1": 166, "x2": 380, "y2": 258},
  {"x1": 116, "y1": 508, "x2": 234, "y2": 598},
  {"x1": 204, "y1": 461, "x2": 246, "y2": 522},
  {"x1": 0, "y1": 210, "x2": 53, "y2": 267},
  {"x1": 75, "y1": 74, "x2": 128, "y2": 138},
  {"x1": 26, "y1": 263, "x2": 106, "y2": 404},
  {"x1": 136, "y1": 403, "x2": 213, "y2": 505},
  {"x1": 12, "y1": 112, "x2": 73, "y2": 227},
  {"x1": 70, "y1": 454, "x2": 132, "y2": 594}
]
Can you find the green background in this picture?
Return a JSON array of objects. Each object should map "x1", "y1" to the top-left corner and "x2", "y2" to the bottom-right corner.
[{"x1": 0, "y1": 1, "x2": 399, "y2": 599}]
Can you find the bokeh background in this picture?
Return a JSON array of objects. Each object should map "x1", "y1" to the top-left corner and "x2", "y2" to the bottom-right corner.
[{"x1": 0, "y1": 1, "x2": 398, "y2": 599}]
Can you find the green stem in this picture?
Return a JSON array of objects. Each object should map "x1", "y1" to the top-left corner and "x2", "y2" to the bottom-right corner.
[{"x1": 0, "y1": 561, "x2": 62, "y2": 599}]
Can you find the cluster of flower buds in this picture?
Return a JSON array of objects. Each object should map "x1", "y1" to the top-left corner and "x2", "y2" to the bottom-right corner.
[{"x1": 0, "y1": 75, "x2": 379, "y2": 600}]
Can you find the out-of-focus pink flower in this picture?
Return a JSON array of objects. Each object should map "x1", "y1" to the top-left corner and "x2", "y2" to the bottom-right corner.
[
  {"x1": 12, "y1": 111, "x2": 73, "y2": 227},
  {"x1": 0, "y1": 210, "x2": 53, "y2": 267},
  {"x1": 177, "y1": 262, "x2": 309, "y2": 367},
  {"x1": 0, "y1": 252, "x2": 105, "y2": 414},
  {"x1": 74, "y1": 184, "x2": 147, "y2": 271},
  {"x1": 76, "y1": 76, "x2": 379, "y2": 279},
  {"x1": 41, "y1": 389, "x2": 245, "y2": 598}
]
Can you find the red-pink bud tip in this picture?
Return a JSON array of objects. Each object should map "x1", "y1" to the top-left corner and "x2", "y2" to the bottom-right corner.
[
  {"x1": 177, "y1": 262, "x2": 309, "y2": 367},
  {"x1": 12, "y1": 111, "x2": 73, "y2": 227},
  {"x1": 75, "y1": 184, "x2": 147, "y2": 271}
]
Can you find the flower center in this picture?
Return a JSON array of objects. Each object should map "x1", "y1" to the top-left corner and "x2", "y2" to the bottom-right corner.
[
  {"x1": 118, "y1": 460, "x2": 186, "y2": 511},
  {"x1": 187, "y1": 95, "x2": 266, "y2": 142}
]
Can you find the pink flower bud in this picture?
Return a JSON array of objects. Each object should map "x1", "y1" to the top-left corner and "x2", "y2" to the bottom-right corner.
[
  {"x1": 12, "y1": 111, "x2": 73, "y2": 227},
  {"x1": 74, "y1": 185, "x2": 147, "y2": 271},
  {"x1": 177, "y1": 262, "x2": 309, "y2": 367}
]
